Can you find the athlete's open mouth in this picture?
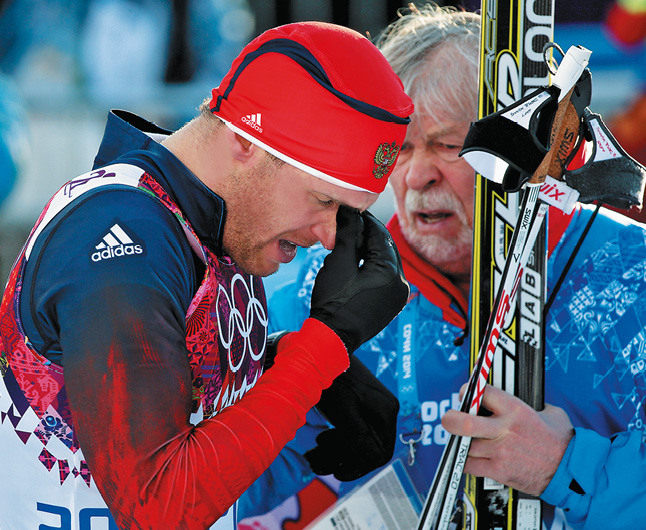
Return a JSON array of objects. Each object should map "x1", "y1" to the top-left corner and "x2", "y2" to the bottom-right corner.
[{"x1": 279, "y1": 239, "x2": 298, "y2": 257}]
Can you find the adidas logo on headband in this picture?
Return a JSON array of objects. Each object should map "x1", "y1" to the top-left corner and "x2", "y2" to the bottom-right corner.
[{"x1": 241, "y1": 113, "x2": 263, "y2": 133}]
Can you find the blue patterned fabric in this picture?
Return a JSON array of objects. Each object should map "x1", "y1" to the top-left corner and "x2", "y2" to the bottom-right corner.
[{"x1": 241, "y1": 205, "x2": 646, "y2": 530}]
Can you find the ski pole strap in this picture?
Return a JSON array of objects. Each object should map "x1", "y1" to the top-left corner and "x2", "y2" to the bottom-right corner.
[
  {"x1": 460, "y1": 43, "x2": 591, "y2": 193},
  {"x1": 564, "y1": 109, "x2": 646, "y2": 210},
  {"x1": 459, "y1": 84, "x2": 581, "y2": 192},
  {"x1": 459, "y1": 88, "x2": 552, "y2": 192}
]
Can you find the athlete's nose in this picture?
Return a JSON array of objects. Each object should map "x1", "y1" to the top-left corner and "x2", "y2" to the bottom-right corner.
[{"x1": 311, "y1": 214, "x2": 337, "y2": 250}]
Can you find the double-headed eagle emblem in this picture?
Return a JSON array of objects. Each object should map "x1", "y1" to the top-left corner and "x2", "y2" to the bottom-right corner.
[{"x1": 373, "y1": 141, "x2": 401, "y2": 179}]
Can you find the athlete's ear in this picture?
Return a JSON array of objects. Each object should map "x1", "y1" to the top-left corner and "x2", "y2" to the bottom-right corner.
[{"x1": 225, "y1": 126, "x2": 260, "y2": 165}]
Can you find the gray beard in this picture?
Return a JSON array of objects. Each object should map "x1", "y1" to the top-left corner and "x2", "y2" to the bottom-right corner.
[{"x1": 400, "y1": 188, "x2": 473, "y2": 276}]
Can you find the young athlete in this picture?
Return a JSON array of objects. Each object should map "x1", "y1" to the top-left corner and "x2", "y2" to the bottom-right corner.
[
  {"x1": 0, "y1": 22, "x2": 414, "y2": 530},
  {"x1": 240, "y1": 5, "x2": 646, "y2": 530}
]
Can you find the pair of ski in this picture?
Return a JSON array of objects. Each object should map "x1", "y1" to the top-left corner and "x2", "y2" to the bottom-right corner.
[
  {"x1": 419, "y1": 33, "x2": 646, "y2": 527},
  {"x1": 417, "y1": 184, "x2": 546, "y2": 530},
  {"x1": 417, "y1": 44, "x2": 599, "y2": 530}
]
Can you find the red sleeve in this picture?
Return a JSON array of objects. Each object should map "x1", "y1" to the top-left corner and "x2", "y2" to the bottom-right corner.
[{"x1": 75, "y1": 317, "x2": 348, "y2": 530}]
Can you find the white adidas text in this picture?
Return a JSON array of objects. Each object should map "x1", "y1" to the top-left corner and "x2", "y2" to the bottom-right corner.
[
  {"x1": 91, "y1": 223, "x2": 143, "y2": 262},
  {"x1": 92, "y1": 244, "x2": 143, "y2": 262}
]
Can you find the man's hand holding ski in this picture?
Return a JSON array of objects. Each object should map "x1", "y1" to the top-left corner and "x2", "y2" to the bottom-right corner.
[{"x1": 442, "y1": 385, "x2": 574, "y2": 496}]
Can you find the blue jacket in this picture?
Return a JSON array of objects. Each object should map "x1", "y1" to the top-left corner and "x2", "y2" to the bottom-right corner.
[{"x1": 240, "y1": 205, "x2": 646, "y2": 530}]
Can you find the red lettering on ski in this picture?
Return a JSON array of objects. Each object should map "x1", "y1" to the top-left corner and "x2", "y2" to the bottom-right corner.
[{"x1": 470, "y1": 267, "x2": 523, "y2": 412}]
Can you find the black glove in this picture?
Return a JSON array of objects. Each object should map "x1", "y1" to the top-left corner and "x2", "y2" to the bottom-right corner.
[
  {"x1": 305, "y1": 356, "x2": 400, "y2": 481},
  {"x1": 263, "y1": 330, "x2": 289, "y2": 371},
  {"x1": 309, "y1": 206, "x2": 409, "y2": 354}
]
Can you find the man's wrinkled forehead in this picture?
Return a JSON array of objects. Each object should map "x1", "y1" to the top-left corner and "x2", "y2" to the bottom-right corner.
[
  {"x1": 409, "y1": 45, "x2": 478, "y2": 124},
  {"x1": 406, "y1": 111, "x2": 472, "y2": 139}
]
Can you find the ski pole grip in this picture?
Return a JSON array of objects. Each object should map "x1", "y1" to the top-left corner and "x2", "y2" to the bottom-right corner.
[
  {"x1": 529, "y1": 86, "x2": 580, "y2": 185},
  {"x1": 552, "y1": 45, "x2": 592, "y2": 99}
]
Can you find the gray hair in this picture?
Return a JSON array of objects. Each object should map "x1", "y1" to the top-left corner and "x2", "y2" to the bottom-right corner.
[{"x1": 375, "y1": 3, "x2": 481, "y2": 124}]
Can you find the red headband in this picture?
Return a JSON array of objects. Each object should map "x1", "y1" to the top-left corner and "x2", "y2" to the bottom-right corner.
[{"x1": 210, "y1": 22, "x2": 413, "y2": 193}]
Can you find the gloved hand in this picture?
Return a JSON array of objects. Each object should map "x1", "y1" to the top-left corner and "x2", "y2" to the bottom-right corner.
[
  {"x1": 305, "y1": 356, "x2": 400, "y2": 481},
  {"x1": 309, "y1": 206, "x2": 409, "y2": 354},
  {"x1": 263, "y1": 330, "x2": 290, "y2": 371}
]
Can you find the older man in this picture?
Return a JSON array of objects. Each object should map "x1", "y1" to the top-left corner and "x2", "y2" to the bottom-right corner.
[{"x1": 240, "y1": 5, "x2": 646, "y2": 530}]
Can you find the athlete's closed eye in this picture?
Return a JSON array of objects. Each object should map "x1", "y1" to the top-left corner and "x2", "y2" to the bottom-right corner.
[{"x1": 314, "y1": 194, "x2": 338, "y2": 208}]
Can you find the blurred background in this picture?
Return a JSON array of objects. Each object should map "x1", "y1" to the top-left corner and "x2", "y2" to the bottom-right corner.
[{"x1": 0, "y1": 0, "x2": 645, "y2": 284}]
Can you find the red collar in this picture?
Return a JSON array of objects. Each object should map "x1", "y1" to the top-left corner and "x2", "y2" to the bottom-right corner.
[
  {"x1": 386, "y1": 214, "x2": 468, "y2": 330},
  {"x1": 385, "y1": 205, "x2": 573, "y2": 332}
]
